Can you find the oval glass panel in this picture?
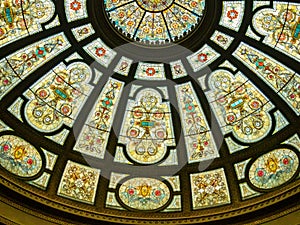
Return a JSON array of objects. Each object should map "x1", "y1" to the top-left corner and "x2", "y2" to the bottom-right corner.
[
  {"x1": 0, "y1": 135, "x2": 42, "y2": 177},
  {"x1": 249, "y1": 148, "x2": 299, "y2": 189},
  {"x1": 118, "y1": 177, "x2": 170, "y2": 210}
]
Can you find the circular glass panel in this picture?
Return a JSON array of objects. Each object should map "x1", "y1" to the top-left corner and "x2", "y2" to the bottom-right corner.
[{"x1": 104, "y1": 0, "x2": 206, "y2": 44}]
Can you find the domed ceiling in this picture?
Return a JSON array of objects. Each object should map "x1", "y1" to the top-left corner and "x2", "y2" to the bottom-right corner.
[{"x1": 0, "y1": 0, "x2": 299, "y2": 224}]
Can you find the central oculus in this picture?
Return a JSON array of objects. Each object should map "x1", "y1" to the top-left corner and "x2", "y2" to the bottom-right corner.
[
  {"x1": 135, "y1": 0, "x2": 174, "y2": 12},
  {"x1": 104, "y1": 0, "x2": 206, "y2": 45}
]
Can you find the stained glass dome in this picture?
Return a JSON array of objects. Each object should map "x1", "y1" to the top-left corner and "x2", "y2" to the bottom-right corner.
[
  {"x1": 0, "y1": 0, "x2": 300, "y2": 225},
  {"x1": 104, "y1": 0, "x2": 205, "y2": 44}
]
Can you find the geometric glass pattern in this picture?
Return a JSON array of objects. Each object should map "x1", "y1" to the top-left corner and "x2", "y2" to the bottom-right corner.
[
  {"x1": 0, "y1": 0, "x2": 299, "y2": 224},
  {"x1": 105, "y1": 0, "x2": 205, "y2": 44}
]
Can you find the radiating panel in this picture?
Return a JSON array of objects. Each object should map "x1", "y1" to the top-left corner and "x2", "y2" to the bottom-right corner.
[
  {"x1": 163, "y1": 4, "x2": 199, "y2": 41},
  {"x1": 176, "y1": 82, "x2": 219, "y2": 163},
  {"x1": 0, "y1": 33, "x2": 70, "y2": 100},
  {"x1": 176, "y1": 0, "x2": 205, "y2": 16},
  {"x1": 74, "y1": 78, "x2": 124, "y2": 158},
  {"x1": 253, "y1": 2, "x2": 300, "y2": 61},
  {"x1": 206, "y1": 70, "x2": 273, "y2": 143},
  {"x1": 119, "y1": 88, "x2": 175, "y2": 164},
  {"x1": 234, "y1": 42, "x2": 300, "y2": 115},
  {"x1": 0, "y1": 0, "x2": 55, "y2": 47},
  {"x1": 136, "y1": 12, "x2": 169, "y2": 43},
  {"x1": 24, "y1": 62, "x2": 93, "y2": 132}
]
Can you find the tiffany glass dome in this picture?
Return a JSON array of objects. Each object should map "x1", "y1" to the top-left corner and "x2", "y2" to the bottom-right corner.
[
  {"x1": 104, "y1": 0, "x2": 205, "y2": 44},
  {"x1": 0, "y1": 0, "x2": 300, "y2": 225}
]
